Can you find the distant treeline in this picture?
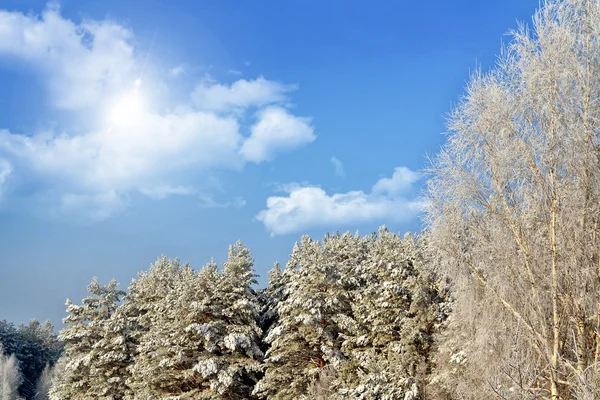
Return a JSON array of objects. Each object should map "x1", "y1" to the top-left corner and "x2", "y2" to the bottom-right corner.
[{"x1": 0, "y1": 319, "x2": 62, "y2": 399}]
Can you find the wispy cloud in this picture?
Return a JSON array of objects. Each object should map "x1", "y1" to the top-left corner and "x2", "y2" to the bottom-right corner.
[
  {"x1": 169, "y1": 65, "x2": 186, "y2": 77},
  {"x1": 139, "y1": 186, "x2": 197, "y2": 200},
  {"x1": 256, "y1": 167, "x2": 424, "y2": 236},
  {"x1": 0, "y1": 158, "x2": 13, "y2": 198},
  {"x1": 331, "y1": 156, "x2": 345, "y2": 177},
  {"x1": 191, "y1": 75, "x2": 297, "y2": 113},
  {"x1": 197, "y1": 195, "x2": 246, "y2": 209},
  {"x1": 0, "y1": 159, "x2": 12, "y2": 185},
  {"x1": 60, "y1": 191, "x2": 129, "y2": 222}
]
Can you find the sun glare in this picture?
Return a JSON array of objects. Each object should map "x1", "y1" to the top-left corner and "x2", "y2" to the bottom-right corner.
[{"x1": 108, "y1": 84, "x2": 147, "y2": 127}]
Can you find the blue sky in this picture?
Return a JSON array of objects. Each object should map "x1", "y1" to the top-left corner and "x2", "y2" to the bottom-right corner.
[{"x1": 0, "y1": 0, "x2": 539, "y2": 326}]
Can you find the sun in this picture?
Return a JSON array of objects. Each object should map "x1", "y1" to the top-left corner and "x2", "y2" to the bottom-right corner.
[{"x1": 107, "y1": 81, "x2": 148, "y2": 127}]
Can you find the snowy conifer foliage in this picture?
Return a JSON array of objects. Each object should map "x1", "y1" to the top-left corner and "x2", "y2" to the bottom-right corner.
[
  {"x1": 257, "y1": 263, "x2": 285, "y2": 347},
  {"x1": 210, "y1": 242, "x2": 263, "y2": 397},
  {"x1": 255, "y1": 228, "x2": 448, "y2": 400},
  {"x1": 127, "y1": 246, "x2": 262, "y2": 399},
  {"x1": 50, "y1": 231, "x2": 445, "y2": 399},
  {"x1": 88, "y1": 305, "x2": 135, "y2": 399},
  {"x1": 50, "y1": 278, "x2": 127, "y2": 400},
  {"x1": 16, "y1": 320, "x2": 63, "y2": 399},
  {"x1": 254, "y1": 234, "x2": 357, "y2": 399},
  {"x1": 126, "y1": 256, "x2": 195, "y2": 398},
  {"x1": 334, "y1": 229, "x2": 448, "y2": 399}
]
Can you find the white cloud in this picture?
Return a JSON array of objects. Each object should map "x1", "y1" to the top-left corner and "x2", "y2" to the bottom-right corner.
[
  {"x1": 227, "y1": 69, "x2": 243, "y2": 76},
  {"x1": 372, "y1": 167, "x2": 420, "y2": 196},
  {"x1": 240, "y1": 107, "x2": 315, "y2": 163},
  {"x1": 331, "y1": 156, "x2": 345, "y2": 177},
  {"x1": 191, "y1": 76, "x2": 297, "y2": 113},
  {"x1": 0, "y1": 105, "x2": 244, "y2": 221},
  {"x1": 0, "y1": 5, "x2": 317, "y2": 220},
  {"x1": 0, "y1": 110, "x2": 243, "y2": 193},
  {"x1": 0, "y1": 5, "x2": 136, "y2": 110},
  {"x1": 256, "y1": 167, "x2": 424, "y2": 236}
]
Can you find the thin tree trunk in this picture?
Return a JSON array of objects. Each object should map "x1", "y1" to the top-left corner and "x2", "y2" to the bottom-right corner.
[{"x1": 550, "y1": 196, "x2": 560, "y2": 400}]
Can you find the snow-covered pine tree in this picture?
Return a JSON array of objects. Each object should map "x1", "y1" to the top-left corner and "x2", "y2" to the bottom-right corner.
[
  {"x1": 127, "y1": 246, "x2": 262, "y2": 399},
  {"x1": 0, "y1": 322, "x2": 18, "y2": 357},
  {"x1": 257, "y1": 263, "x2": 285, "y2": 351},
  {"x1": 402, "y1": 232, "x2": 450, "y2": 391},
  {"x1": 255, "y1": 237, "x2": 318, "y2": 400},
  {"x1": 124, "y1": 254, "x2": 182, "y2": 397},
  {"x1": 184, "y1": 260, "x2": 229, "y2": 399},
  {"x1": 333, "y1": 228, "x2": 448, "y2": 399},
  {"x1": 51, "y1": 278, "x2": 126, "y2": 400},
  {"x1": 256, "y1": 228, "x2": 448, "y2": 399},
  {"x1": 51, "y1": 305, "x2": 95, "y2": 398},
  {"x1": 88, "y1": 303, "x2": 135, "y2": 399},
  {"x1": 183, "y1": 255, "x2": 261, "y2": 399},
  {"x1": 206, "y1": 241, "x2": 263, "y2": 398},
  {"x1": 255, "y1": 233, "x2": 366, "y2": 399},
  {"x1": 127, "y1": 257, "x2": 203, "y2": 398}
]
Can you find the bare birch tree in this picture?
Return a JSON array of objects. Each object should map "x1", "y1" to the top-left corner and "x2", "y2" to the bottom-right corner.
[{"x1": 427, "y1": 0, "x2": 600, "y2": 398}]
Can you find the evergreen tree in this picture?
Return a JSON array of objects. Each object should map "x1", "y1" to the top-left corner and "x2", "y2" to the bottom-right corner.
[
  {"x1": 255, "y1": 233, "x2": 363, "y2": 399},
  {"x1": 211, "y1": 241, "x2": 263, "y2": 398},
  {"x1": 257, "y1": 263, "x2": 285, "y2": 353},
  {"x1": 38, "y1": 233, "x2": 447, "y2": 399},
  {"x1": 124, "y1": 254, "x2": 182, "y2": 396},
  {"x1": 127, "y1": 256, "x2": 197, "y2": 398},
  {"x1": 334, "y1": 229, "x2": 448, "y2": 399},
  {"x1": 256, "y1": 229, "x2": 448, "y2": 400},
  {"x1": 15, "y1": 320, "x2": 62, "y2": 399},
  {"x1": 128, "y1": 246, "x2": 263, "y2": 399},
  {"x1": 0, "y1": 321, "x2": 18, "y2": 360},
  {"x1": 51, "y1": 278, "x2": 126, "y2": 399},
  {"x1": 88, "y1": 304, "x2": 134, "y2": 399}
]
